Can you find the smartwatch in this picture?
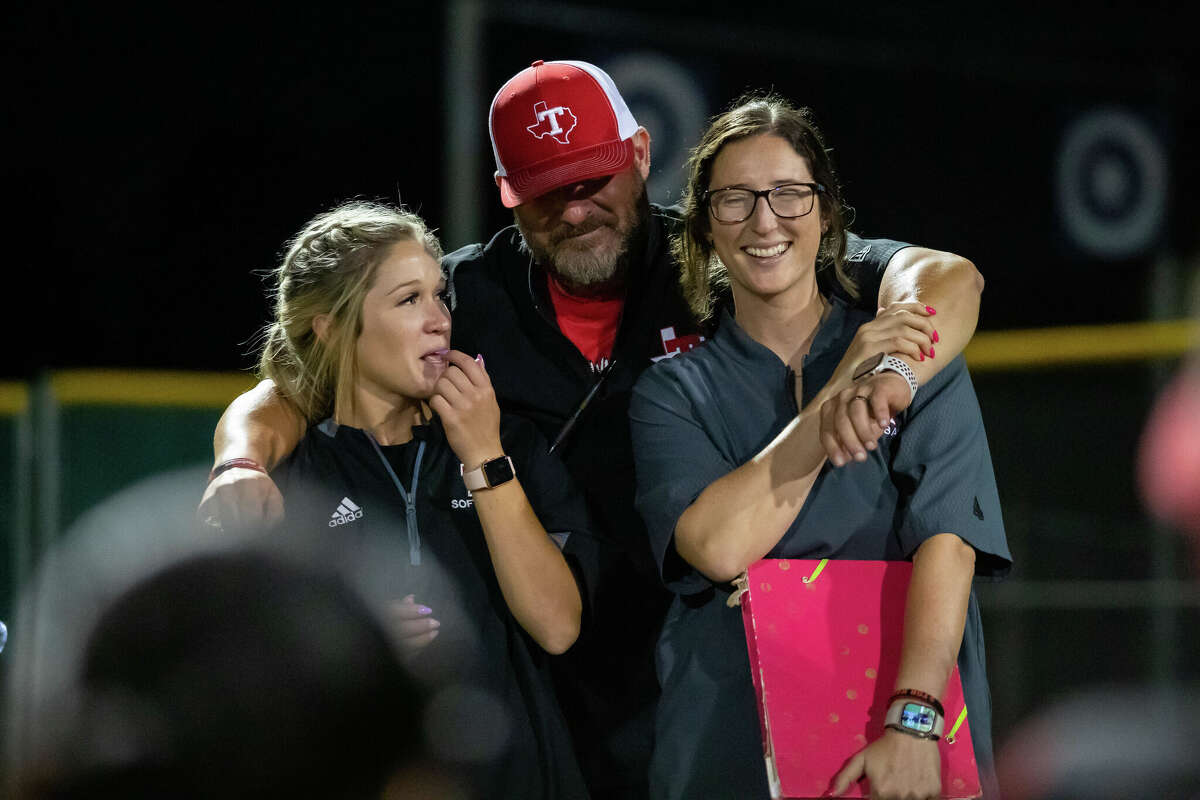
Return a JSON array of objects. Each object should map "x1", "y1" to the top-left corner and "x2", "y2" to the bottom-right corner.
[
  {"x1": 852, "y1": 352, "x2": 918, "y2": 402},
  {"x1": 462, "y1": 455, "x2": 516, "y2": 491},
  {"x1": 884, "y1": 698, "x2": 944, "y2": 740}
]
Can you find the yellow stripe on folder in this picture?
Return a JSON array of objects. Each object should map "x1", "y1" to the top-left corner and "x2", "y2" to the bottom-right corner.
[
  {"x1": 802, "y1": 559, "x2": 829, "y2": 584},
  {"x1": 946, "y1": 706, "x2": 968, "y2": 743}
]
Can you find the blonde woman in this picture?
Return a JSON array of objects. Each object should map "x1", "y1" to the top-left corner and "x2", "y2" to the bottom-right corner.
[{"x1": 252, "y1": 201, "x2": 594, "y2": 798}]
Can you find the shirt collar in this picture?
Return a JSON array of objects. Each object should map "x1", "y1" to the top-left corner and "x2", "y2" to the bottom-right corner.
[
  {"x1": 314, "y1": 415, "x2": 443, "y2": 445},
  {"x1": 714, "y1": 294, "x2": 855, "y2": 367}
]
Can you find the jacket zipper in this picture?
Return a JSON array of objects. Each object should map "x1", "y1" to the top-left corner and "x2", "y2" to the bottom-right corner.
[{"x1": 368, "y1": 436, "x2": 427, "y2": 566}]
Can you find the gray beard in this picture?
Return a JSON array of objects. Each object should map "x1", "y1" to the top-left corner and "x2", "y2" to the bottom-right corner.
[
  {"x1": 541, "y1": 233, "x2": 626, "y2": 293},
  {"x1": 515, "y1": 188, "x2": 648, "y2": 298}
]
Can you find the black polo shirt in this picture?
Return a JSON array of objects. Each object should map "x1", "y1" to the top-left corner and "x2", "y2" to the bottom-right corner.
[
  {"x1": 630, "y1": 297, "x2": 1011, "y2": 798},
  {"x1": 273, "y1": 414, "x2": 597, "y2": 800}
]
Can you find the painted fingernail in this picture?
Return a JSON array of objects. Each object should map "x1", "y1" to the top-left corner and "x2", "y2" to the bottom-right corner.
[
  {"x1": 932, "y1": 330, "x2": 940, "y2": 344},
  {"x1": 475, "y1": 354, "x2": 485, "y2": 367},
  {"x1": 929, "y1": 347, "x2": 935, "y2": 359},
  {"x1": 418, "y1": 606, "x2": 433, "y2": 615},
  {"x1": 919, "y1": 353, "x2": 925, "y2": 361},
  {"x1": 925, "y1": 305, "x2": 937, "y2": 315}
]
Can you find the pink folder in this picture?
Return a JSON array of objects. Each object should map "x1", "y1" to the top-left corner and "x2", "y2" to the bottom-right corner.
[{"x1": 731, "y1": 559, "x2": 981, "y2": 799}]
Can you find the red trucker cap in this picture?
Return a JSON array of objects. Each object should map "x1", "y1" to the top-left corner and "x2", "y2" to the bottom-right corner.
[{"x1": 489, "y1": 59, "x2": 640, "y2": 208}]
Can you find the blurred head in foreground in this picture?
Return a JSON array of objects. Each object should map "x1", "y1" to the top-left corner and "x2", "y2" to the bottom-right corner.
[{"x1": 13, "y1": 547, "x2": 454, "y2": 799}]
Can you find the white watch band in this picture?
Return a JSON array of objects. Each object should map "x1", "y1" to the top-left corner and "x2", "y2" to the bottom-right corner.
[
  {"x1": 461, "y1": 455, "x2": 515, "y2": 491},
  {"x1": 876, "y1": 355, "x2": 918, "y2": 402},
  {"x1": 462, "y1": 465, "x2": 488, "y2": 492}
]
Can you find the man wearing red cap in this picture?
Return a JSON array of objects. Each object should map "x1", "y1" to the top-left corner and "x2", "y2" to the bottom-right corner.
[{"x1": 201, "y1": 59, "x2": 986, "y2": 797}]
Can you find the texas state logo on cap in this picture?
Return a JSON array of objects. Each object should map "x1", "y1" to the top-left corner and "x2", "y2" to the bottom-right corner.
[{"x1": 489, "y1": 60, "x2": 640, "y2": 208}]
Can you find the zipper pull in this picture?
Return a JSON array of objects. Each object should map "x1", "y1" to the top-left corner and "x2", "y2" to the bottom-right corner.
[{"x1": 406, "y1": 502, "x2": 421, "y2": 566}]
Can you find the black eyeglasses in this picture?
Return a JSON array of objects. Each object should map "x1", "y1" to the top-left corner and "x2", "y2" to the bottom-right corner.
[{"x1": 703, "y1": 182, "x2": 826, "y2": 224}]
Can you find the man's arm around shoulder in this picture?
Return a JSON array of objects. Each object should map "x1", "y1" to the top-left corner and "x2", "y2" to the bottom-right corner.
[
  {"x1": 817, "y1": 246, "x2": 984, "y2": 467},
  {"x1": 197, "y1": 379, "x2": 305, "y2": 530},
  {"x1": 880, "y1": 246, "x2": 983, "y2": 385}
]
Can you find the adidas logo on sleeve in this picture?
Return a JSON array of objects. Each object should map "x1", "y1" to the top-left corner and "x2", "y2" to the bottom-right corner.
[{"x1": 329, "y1": 497, "x2": 364, "y2": 527}]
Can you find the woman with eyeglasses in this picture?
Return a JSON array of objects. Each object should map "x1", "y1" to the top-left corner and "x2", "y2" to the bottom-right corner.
[
  {"x1": 630, "y1": 95, "x2": 1011, "y2": 799},
  {"x1": 254, "y1": 200, "x2": 595, "y2": 798}
]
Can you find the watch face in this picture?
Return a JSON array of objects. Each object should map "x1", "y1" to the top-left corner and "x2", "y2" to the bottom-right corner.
[
  {"x1": 481, "y1": 456, "x2": 515, "y2": 487},
  {"x1": 852, "y1": 351, "x2": 886, "y2": 381},
  {"x1": 899, "y1": 702, "x2": 936, "y2": 733}
]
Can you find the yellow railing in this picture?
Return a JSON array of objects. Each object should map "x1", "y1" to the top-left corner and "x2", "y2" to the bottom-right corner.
[
  {"x1": 48, "y1": 370, "x2": 258, "y2": 408},
  {"x1": 0, "y1": 319, "x2": 1194, "y2": 414},
  {"x1": 964, "y1": 320, "x2": 1197, "y2": 371},
  {"x1": 0, "y1": 382, "x2": 28, "y2": 414}
]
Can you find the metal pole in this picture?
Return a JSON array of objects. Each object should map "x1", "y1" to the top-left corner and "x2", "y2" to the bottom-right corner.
[
  {"x1": 444, "y1": 0, "x2": 486, "y2": 251},
  {"x1": 1147, "y1": 249, "x2": 1182, "y2": 684},
  {"x1": 32, "y1": 373, "x2": 60, "y2": 559},
  {"x1": 11, "y1": 396, "x2": 32, "y2": 611}
]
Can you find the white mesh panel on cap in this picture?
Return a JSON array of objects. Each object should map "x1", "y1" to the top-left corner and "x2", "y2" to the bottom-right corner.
[
  {"x1": 555, "y1": 60, "x2": 640, "y2": 140},
  {"x1": 488, "y1": 84, "x2": 508, "y2": 178}
]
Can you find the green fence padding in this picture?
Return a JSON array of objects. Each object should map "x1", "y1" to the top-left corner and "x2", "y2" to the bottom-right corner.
[{"x1": 57, "y1": 406, "x2": 222, "y2": 533}]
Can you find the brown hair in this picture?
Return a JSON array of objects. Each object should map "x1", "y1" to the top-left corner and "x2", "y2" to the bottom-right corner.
[
  {"x1": 672, "y1": 93, "x2": 855, "y2": 321},
  {"x1": 257, "y1": 201, "x2": 443, "y2": 425}
]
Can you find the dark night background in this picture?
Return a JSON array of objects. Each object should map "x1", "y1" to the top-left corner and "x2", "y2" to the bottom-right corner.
[
  {"x1": 4, "y1": 0, "x2": 1200, "y2": 777},
  {"x1": 6, "y1": 2, "x2": 1198, "y2": 378}
]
